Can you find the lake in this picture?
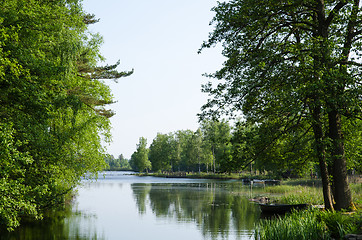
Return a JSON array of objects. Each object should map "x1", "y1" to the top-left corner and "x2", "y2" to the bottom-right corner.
[{"x1": 3, "y1": 171, "x2": 261, "y2": 240}]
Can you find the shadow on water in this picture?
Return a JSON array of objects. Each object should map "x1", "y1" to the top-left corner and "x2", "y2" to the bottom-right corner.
[{"x1": 1, "y1": 209, "x2": 105, "y2": 240}]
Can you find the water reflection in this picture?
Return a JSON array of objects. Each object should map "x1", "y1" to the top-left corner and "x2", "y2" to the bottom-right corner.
[
  {"x1": 131, "y1": 182, "x2": 259, "y2": 239},
  {"x1": 2, "y1": 210, "x2": 105, "y2": 240},
  {"x1": 2, "y1": 172, "x2": 260, "y2": 240}
]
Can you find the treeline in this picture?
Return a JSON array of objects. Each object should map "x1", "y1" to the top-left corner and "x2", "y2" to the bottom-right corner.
[
  {"x1": 129, "y1": 120, "x2": 362, "y2": 177},
  {"x1": 104, "y1": 154, "x2": 132, "y2": 171},
  {"x1": 0, "y1": 0, "x2": 131, "y2": 231}
]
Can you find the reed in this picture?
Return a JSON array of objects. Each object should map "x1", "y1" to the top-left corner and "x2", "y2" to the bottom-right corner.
[
  {"x1": 255, "y1": 209, "x2": 362, "y2": 240},
  {"x1": 255, "y1": 210, "x2": 330, "y2": 240},
  {"x1": 318, "y1": 210, "x2": 362, "y2": 239}
]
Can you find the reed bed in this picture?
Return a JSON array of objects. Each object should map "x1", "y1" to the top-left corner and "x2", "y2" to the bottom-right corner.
[
  {"x1": 255, "y1": 209, "x2": 362, "y2": 240},
  {"x1": 255, "y1": 210, "x2": 330, "y2": 240}
]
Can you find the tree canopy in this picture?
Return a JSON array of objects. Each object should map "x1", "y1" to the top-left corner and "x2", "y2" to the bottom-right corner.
[
  {"x1": 0, "y1": 0, "x2": 131, "y2": 230},
  {"x1": 199, "y1": 0, "x2": 362, "y2": 210},
  {"x1": 130, "y1": 137, "x2": 151, "y2": 173}
]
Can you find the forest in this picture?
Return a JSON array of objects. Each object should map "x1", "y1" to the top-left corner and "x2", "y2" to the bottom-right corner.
[{"x1": 127, "y1": 119, "x2": 361, "y2": 177}]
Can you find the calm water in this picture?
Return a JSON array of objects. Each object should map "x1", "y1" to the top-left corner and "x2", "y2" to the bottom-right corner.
[{"x1": 3, "y1": 172, "x2": 261, "y2": 240}]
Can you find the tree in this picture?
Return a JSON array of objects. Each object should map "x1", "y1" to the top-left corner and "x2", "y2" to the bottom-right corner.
[
  {"x1": 231, "y1": 122, "x2": 257, "y2": 173},
  {"x1": 237, "y1": 121, "x2": 315, "y2": 177},
  {"x1": 104, "y1": 154, "x2": 131, "y2": 170},
  {"x1": 175, "y1": 130, "x2": 195, "y2": 171},
  {"x1": 118, "y1": 154, "x2": 131, "y2": 170},
  {"x1": 181, "y1": 129, "x2": 209, "y2": 172},
  {"x1": 344, "y1": 119, "x2": 362, "y2": 173},
  {"x1": 193, "y1": 128, "x2": 207, "y2": 173},
  {"x1": 149, "y1": 133, "x2": 174, "y2": 172},
  {"x1": 131, "y1": 137, "x2": 151, "y2": 173},
  {"x1": 201, "y1": 120, "x2": 232, "y2": 173},
  {"x1": 0, "y1": 0, "x2": 132, "y2": 230},
  {"x1": 200, "y1": 0, "x2": 361, "y2": 210},
  {"x1": 0, "y1": 123, "x2": 38, "y2": 230}
]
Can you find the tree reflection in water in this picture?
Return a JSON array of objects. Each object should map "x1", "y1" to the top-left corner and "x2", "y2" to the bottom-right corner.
[
  {"x1": 131, "y1": 182, "x2": 259, "y2": 239},
  {"x1": 2, "y1": 176, "x2": 260, "y2": 240},
  {"x1": 2, "y1": 208, "x2": 105, "y2": 240}
]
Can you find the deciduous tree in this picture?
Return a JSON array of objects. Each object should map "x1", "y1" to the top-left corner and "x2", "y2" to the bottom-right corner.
[
  {"x1": 131, "y1": 137, "x2": 151, "y2": 173},
  {"x1": 200, "y1": 0, "x2": 361, "y2": 210},
  {"x1": 0, "y1": 0, "x2": 131, "y2": 230}
]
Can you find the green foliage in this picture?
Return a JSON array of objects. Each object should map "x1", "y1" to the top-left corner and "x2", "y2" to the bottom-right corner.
[
  {"x1": 104, "y1": 154, "x2": 131, "y2": 171},
  {"x1": 255, "y1": 210, "x2": 330, "y2": 240},
  {"x1": 131, "y1": 119, "x2": 322, "y2": 176},
  {"x1": 200, "y1": 0, "x2": 362, "y2": 210},
  {"x1": 176, "y1": 129, "x2": 210, "y2": 172},
  {"x1": 131, "y1": 137, "x2": 151, "y2": 173},
  {"x1": 351, "y1": 183, "x2": 362, "y2": 206},
  {"x1": 149, "y1": 133, "x2": 175, "y2": 172},
  {"x1": 344, "y1": 119, "x2": 362, "y2": 173},
  {"x1": 201, "y1": 120, "x2": 232, "y2": 173},
  {"x1": 317, "y1": 211, "x2": 362, "y2": 239},
  {"x1": 257, "y1": 181, "x2": 361, "y2": 206},
  {"x1": 0, "y1": 0, "x2": 131, "y2": 230},
  {"x1": 0, "y1": 123, "x2": 38, "y2": 231}
]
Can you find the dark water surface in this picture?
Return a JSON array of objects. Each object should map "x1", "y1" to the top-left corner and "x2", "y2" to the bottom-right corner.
[{"x1": 3, "y1": 172, "x2": 260, "y2": 240}]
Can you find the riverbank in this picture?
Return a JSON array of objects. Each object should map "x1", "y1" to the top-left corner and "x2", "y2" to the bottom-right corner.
[
  {"x1": 255, "y1": 208, "x2": 362, "y2": 240},
  {"x1": 135, "y1": 171, "x2": 282, "y2": 182},
  {"x1": 254, "y1": 180, "x2": 362, "y2": 240},
  {"x1": 136, "y1": 172, "x2": 362, "y2": 208}
]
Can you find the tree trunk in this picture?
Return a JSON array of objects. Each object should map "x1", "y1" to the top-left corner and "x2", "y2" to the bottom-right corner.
[
  {"x1": 212, "y1": 147, "x2": 216, "y2": 173},
  {"x1": 318, "y1": 155, "x2": 334, "y2": 210},
  {"x1": 310, "y1": 105, "x2": 334, "y2": 210},
  {"x1": 328, "y1": 110, "x2": 354, "y2": 210}
]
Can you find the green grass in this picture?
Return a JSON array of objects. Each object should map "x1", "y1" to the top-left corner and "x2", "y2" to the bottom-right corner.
[
  {"x1": 258, "y1": 180, "x2": 362, "y2": 206},
  {"x1": 258, "y1": 184, "x2": 324, "y2": 205},
  {"x1": 351, "y1": 183, "x2": 362, "y2": 207},
  {"x1": 255, "y1": 209, "x2": 362, "y2": 240},
  {"x1": 282, "y1": 178, "x2": 323, "y2": 187},
  {"x1": 255, "y1": 210, "x2": 330, "y2": 240},
  {"x1": 318, "y1": 210, "x2": 362, "y2": 239}
]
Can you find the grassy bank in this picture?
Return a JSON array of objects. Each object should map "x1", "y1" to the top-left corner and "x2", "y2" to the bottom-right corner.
[
  {"x1": 137, "y1": 172, "x2": 361, "y2": 207},
  {"x1": 258, "y1": 182, "x2": 362, "y2": 208},
  {"x1": 255, "y1": 181, "x2": 362, "y2": 240},
  {"x1": 136, "y1": 171, "x2": 277, "y2": 180}
]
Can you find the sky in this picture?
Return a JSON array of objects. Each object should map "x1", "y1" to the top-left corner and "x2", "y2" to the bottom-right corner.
[{"x1": 82, "y1": 0, "x2": 225, "y2": 159}]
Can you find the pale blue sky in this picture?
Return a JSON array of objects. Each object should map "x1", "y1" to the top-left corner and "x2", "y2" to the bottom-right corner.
[{"x1": 82, "y1": 0, "x2": 224, "y2": 158}]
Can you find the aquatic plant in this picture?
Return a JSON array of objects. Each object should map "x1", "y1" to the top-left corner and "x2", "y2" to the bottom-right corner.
[
  {"x1": 255, "y1": 210, "x2": 330, "y2": 240},
  {"x1": 255, "y1": 209, "x2": 362, "y2": 240}
]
